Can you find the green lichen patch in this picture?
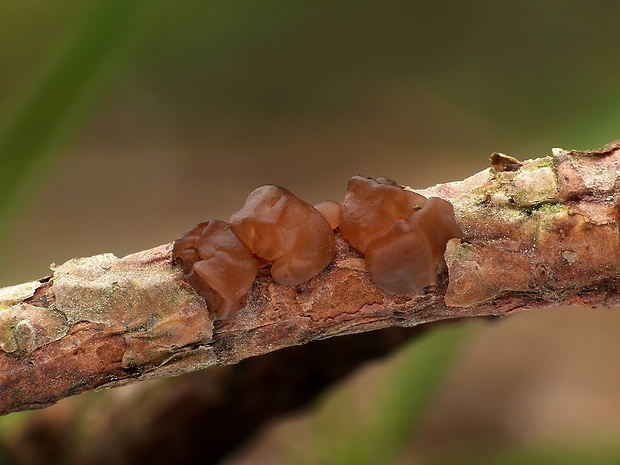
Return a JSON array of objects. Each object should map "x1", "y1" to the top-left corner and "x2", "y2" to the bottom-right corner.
[{"x1": 512, "y1": 166, "x2": 558, "y2": 207}]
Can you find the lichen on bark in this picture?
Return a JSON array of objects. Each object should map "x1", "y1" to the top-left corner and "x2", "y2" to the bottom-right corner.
[
  {"x1": 429, "y1": 141, "x2": 620, "y2": 307},
  {"x1": 1, "y1": 140, "x2": 620, "y2": 415}
]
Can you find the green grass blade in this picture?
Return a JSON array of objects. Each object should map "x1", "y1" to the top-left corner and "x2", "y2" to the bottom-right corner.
[
  {"x1": 369, "y1": 325, "x2": 472, "y2": 461},
  {"x1": 0, "y1": 0, "x2": 145, "y2": 234},
  {"x1": 314, "y1": 324, "x2": 473, "y2": 465}
]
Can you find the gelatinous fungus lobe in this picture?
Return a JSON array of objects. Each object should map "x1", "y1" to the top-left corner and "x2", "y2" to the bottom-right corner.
[
  {"x1": 172, "y1": 220, "x2": 260, "y2": 319},
  {"x1": 365, "y1": 197, "x2": 462, "y2": 294},
  {"x1": 230, "y1": 185, "x2": 336, "y2": 286},
  {"x1": 340, "y1": 176, "x2": 461, "y2": 295},
  {"x1": 314, "y1": 200, "x2": 341, "y2": 230},
  {"x1": 339, "y1": 176, "x2": 427, "y2": 252}
]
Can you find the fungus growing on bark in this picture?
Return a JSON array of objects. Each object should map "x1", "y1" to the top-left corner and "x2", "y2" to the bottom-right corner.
[
  {"x1": 172, "y1": 220, "x2": 260, "y2": 319},
  {"x1": 230, "y1": 185, "x2": 336, "y2": 286},
  {"x1": 340, "y1": 176, "x2": 461, "y2": 295},
  {"x1": 173, "y1": 177, "x2": 461, "y2": 316},
  {"x1": 314, "y1": 200, "x2": 341, "y2": 230},
  {"x1": 365, "y1": 197, "x2": 462, "y2": 294},
  {"x1": 364, "y1": 220, "x2": 434, "y2": 294},
  {"x1": 339, "y1": 176, "x2": 427, "y2": 252}
]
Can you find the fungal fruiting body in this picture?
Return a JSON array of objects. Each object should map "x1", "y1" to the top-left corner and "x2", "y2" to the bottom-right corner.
[
  {"x1": 340, "y1": 177, "x2": 462, "y2": 295},
  {"x1": 173, "y1": 187, "x2": 338, "y2": 319},
  {"x1": 339, "y1": 176, "x2": 428, "y2": 252},
  {"x1": 172, "y1": 220, "x2": 260, "y2": 320},
  {"x1": 313, "y1": 200, "x2": 341, "y2": 230},
  {"x1": 229, "y1": 185, "x2": 336, "y2": 286},
  {"x1": 172, "y1": 176, "x2": 461, "y2": 318},
  {"x1": 363, "y1": 197, "x2": 462, "y2": 294},
  {"x1": 364, "y1": 220, "x2": 436, "y2": 294}
]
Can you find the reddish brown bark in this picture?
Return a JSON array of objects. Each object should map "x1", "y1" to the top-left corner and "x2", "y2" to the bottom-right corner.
[{"x1": 1, "y1": 141, "x2": 620, "y2": 416}]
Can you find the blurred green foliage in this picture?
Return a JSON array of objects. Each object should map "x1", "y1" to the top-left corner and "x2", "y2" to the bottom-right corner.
[
  {"x1": 0, "y1": 0, "x2": 146, "y2": 453},
  {"x1": 130, "y1": 1, "x2": 620, "y2": 145},
  {"x1": 312, "y1": 325, "x2": 472, "y2": 465},
  {"x1": 0, "y1": 0, "x2": 145, "y2": 236}
]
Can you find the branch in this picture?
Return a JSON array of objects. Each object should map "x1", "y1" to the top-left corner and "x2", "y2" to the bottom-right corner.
[{"x1": 2, "y1": 141, "x2": 620, "y2": 416}]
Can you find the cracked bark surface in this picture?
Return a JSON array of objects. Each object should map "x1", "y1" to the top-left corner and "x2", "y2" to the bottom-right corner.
[{"x1": 2, "y1": 141, "x2": 620, "y2": 419}]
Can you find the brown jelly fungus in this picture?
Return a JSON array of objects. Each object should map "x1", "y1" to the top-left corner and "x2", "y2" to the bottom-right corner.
[
  {"x1": 339, "y1": 176, "x2": 428, "y2": 252},
  {"x1": 365, "y1": 197, "x2": 462, "y2": 294},
  {"x1": 314, "y1": 200, "x2": 341, "y2": 230},
  {"x1": 173, "y1": 175, "x2": 461, "y2": 319},
  {"x1": 172, "y1": 220, "x2": 260, "y2": 320},
  {"x1": 230, "y1": 185, "x2": 336, "y2": 286},
  {"x1": 340, "y1": 176, "x2": 461, "y2": 295}
]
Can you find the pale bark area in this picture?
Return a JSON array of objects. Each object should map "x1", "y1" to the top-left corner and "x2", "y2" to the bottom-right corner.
[{"x1": 1, "y1": 140, "x2": 620, "y2": 416}]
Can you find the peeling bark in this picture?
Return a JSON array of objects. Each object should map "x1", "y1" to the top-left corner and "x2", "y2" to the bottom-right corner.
[{"x1": 1, "y1": 141, "x2": 620, "y2": 416}]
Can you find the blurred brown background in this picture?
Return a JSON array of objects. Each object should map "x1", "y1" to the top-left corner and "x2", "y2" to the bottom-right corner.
[{"x1": 1, "y1": 1, "x2": 620, "y2": 463}]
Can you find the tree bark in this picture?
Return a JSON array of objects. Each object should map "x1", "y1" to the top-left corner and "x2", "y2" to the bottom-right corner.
[{"x1": 1, "y1": 140, "x2": 620, "y2": 416}]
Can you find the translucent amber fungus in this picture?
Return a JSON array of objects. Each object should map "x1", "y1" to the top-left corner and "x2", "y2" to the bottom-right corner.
[
  {"x1": 230, "y1": 185, "x2": 336, "y2": 286},
  {"x1": 365, "y1": 220, "x2": 435, "y2": 294},
  {"x1": 409, "y1": 197, "x2": 462, "y2": 259},
  {"x1": 340, "y1": 176, "x2": 461, "y2": 295},
  {"x1": 365, "y1": 197, "x2": 461, "y2": 294},
  {"x1": 174, "y1": 176, "x2": 461, "y2": 317},
  {"x1": 172, "y1": 220, "x2": 260, "y2": 319},
  {"x1": 339, "y1": 176, "x2": 427, "y2": 252},
  {"x1": 314, "y1": 200, "x2": 341, "y2": 230}
]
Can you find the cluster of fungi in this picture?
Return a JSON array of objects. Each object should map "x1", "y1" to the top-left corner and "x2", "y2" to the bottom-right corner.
[{"x1": 172, "y1": 176, "x2": 462, "y2": 320}]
